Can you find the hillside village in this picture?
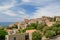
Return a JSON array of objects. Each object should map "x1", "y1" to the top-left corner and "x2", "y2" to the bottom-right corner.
[
  {"x1": 0, "y1": 16, "x2": 60, "y2": 40},
  {"x1": 9, "y1": 16, "x2": 60, "y2": 29}
]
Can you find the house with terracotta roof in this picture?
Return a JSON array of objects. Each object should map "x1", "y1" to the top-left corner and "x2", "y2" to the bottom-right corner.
[
  {"x1": 26, "y1": 30, "x2": 36, "y2": 40},
  {"x1": 6, "y1": 29, "x2": 18, "y2": 35}
]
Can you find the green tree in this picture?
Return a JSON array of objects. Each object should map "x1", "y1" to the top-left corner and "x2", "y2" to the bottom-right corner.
[
  {"x1": 51, "y1": 23, "x2": 60, "y2": 35},
  {"x1": 0, "y1": 29, "x2": 8, "y2": 40},
  {"x1": 45, "y1": 30, "x2": 56, "y2": 38},
  {"x1": 27, "y1": 23, "x2": 38, "y2": 29},
  {"x1": 32, "y1": 31, "x2": 42, "y2": 40},
  {"x1": 26, "y1": 27, "x2": 35, "y2": 30},
  {"x1": 51, "y1": 23, "x2": 60, "y2": 27},
  {"x1": 42, "y1": 26, "x2": 50, "y2": 35},
  {"x1": 37, "y1": 22, "x2": 46, "y2": 31},
  {"x1": 57, "y1": 27, "x2": 60, "y2": 34}
]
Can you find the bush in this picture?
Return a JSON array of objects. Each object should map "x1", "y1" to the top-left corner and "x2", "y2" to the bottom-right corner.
[
  {"x1": 52, "y1": 23, "x2": 60, "y2": 27},
  {"x1": 32, "y1": 31, "x2": 42, "y2": 40},
  {"x1": 37, "y1": 22, "x2": 46, "y2": 31},
  {"x1": 0, "y1": 29, "x2": 8, "y2": 40},
  {"x1": 42, "y1": 26, "x2": 50, "y2": 35},
  {"x1": 45, "y1": 30, "x2": 56, "y2": 38},
  {"x1": 51, "y1": 23, "x2": 60, "y2": 35},
  {"x1": 27, "y1": 23, "x2": 38, "y2": 29}
]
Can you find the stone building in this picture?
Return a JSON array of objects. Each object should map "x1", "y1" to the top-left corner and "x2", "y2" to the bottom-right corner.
[
  {"x1": 54, "y1": 16, "x2": 60, "y2": 21},
  {"x1": 24, "y1": 19, "x2": 29, "y2": 24},
  {"x1": 5, "y1": 33, "x2": 29, "y2": 40},
  {"x1": 5, "y1": 30, "x2": 36, "y2": 40},
  {"x1": 41, "y1": 16, "x2": 55, "y2": 26},
  {"x1": 24, "y1": 19, "x2": 37, "y2": 24},
  {"x1": 6, "y1": 29, "x2": 18, "y2": 35},
  {"x1": 18, "y1": 22, "x2": 27, "y2": 29}
]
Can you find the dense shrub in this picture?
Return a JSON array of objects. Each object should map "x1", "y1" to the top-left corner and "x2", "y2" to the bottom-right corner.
[
  {"x1": 0, "y1": 29, "x2": 8, "y2": 40},
  {"x1": 32, "y1": 31, "x2": 42, "y2": 40},
  {"x1": 45, "y1": 30, "x2": 56, "y2": 38}
]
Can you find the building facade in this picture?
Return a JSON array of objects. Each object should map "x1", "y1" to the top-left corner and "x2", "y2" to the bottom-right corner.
[{"x1": 5, "y1": 33, "x2": 29, "y2": 40}]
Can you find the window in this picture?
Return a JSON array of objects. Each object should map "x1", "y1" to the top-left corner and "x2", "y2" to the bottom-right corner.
[
  {"x1": 14, "y1": 37, "x2": 16, "y2": 40},
  {"x1": 25, "y1": 34, "x2": 29, "y2": 40}
]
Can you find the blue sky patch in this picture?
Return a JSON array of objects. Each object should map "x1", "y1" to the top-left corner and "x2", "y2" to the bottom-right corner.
[{"x1": 0, "y1": 0, "x2": 60, "y2": 22}]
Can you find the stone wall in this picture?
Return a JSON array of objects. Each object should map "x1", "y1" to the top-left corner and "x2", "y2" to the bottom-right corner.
[{"x1": 5, "y1": 33, "x2": 29, "y2": 40}]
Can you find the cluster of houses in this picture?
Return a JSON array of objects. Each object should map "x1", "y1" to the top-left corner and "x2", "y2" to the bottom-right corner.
[
  {"x1": 18, "y1": 16, "x2": 60, "y2": 29},
  {"x1": 5, "y1": 16, "x2": 60, "y2": 40}
]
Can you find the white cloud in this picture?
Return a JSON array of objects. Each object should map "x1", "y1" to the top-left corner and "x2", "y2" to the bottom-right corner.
[
  {"x1": 2, "y1": 10, "x2": 17, "y2": 16},
  {"x1": 0, "y1": 0, "x2": 29, "y2": 19},
  {"x1": 0, "y1": 5, "x2": 13, "y2": 11},
  {"x1": 0, "y1": 0, "x2": 16, "y2": 10},
  {"x1": 0, "y1": 0, "x2": 17, "y2": 16},
  {"x1": 31, "y1": 4, "x2": 60, "y2": 19},
  {"x1": 21, "y1": 0, "x2": 53, "y2": 6},
  {"x1": 22, "y1": 0, "x2": 30, "y2": 2},
  {"x1": 18, "y1": 10, "x2": 29, "y2": 19},
  {"x1": 18, "y1": 10, "x2": 25, "y2": 14},
  {"x1": 22, "y1": 0, "x2": 52, "y2": 3}
]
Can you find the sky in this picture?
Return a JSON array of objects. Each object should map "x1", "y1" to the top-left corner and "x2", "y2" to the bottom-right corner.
[{"x1": 0, "y1": 0, "x2": 60, "y2": 22}]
